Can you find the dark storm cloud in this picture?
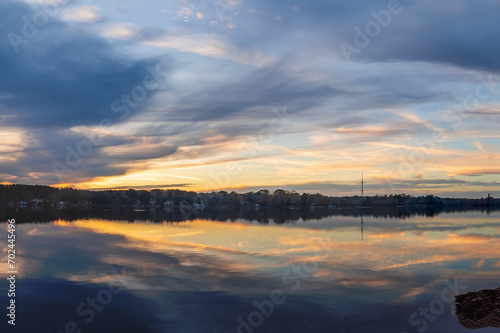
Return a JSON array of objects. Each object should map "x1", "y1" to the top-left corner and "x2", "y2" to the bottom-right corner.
[{"x1": 0, "y1": 0, "x2": 169, "y2": 129}]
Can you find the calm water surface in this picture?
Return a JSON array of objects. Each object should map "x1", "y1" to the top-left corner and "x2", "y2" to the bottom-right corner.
[{"x1": 1, "y1": 209, "x2": 499, "y2": 332}]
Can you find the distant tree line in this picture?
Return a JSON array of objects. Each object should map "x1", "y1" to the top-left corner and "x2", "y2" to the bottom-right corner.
[
  {"x1": 3, "y1": 204, "x2": 491, "y2": 225},
  {"x1": 0, "y1": 184, "x2": 498, "y2": 208}
]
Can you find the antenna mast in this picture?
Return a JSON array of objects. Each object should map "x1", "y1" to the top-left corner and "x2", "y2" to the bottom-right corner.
[{"x1": 361, "y1": 173, "x2": 364, "y2": 197}]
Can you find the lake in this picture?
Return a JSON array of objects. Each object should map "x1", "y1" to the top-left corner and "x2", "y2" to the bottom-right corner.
[{"x1": 1, "y1": 207, "x2": 499, "y2": 332}]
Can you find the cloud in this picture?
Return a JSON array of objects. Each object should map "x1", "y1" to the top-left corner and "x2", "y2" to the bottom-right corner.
[
  {"x1": 60, "y1": 5, "x2": 103, "y2": 23},
  {"x1": 90, "y1": 184, "x2": 193, "y2": 190},
  {"x1": 23, "y1": 0, "x2": 66, "y2": 3},
  {"x1": 0, "y1": 0, "x2": 498, "y2": 195},
  {"x1": 216, "y1": 176, "x2": 500, "y2": 197},
  {"x1": 102, "y1": 22, "x2": 139, "y2": 40},
  {"x1": 450, "y1": 169, "x2": 500, "y2": 177},
  {"x1": 177, "y1": 4, "x2": 194, "y2": 17},
  {"x1": 0, "y1": 0, "x2": 174, "y2": 185},
  {"x1": 160, "y1": 62, "x2": 339, "y2": 122},
  {"x1": 0, "y1": 0, "x2": 170, "y2": 130},
  {"x1": 329, "y1": 0, "x2": 500, "y2": 72},
  {"x1": 0, "y1": 128, "x2": 179, "y2": 184},
  {"x1": 127, "y1": 26, "x2": 270, "y2": 66},
  {"x1": 334, "y1": 124, "x2": 412, "y2": 137},
  {"x1": 473, "y1": 141, "x2": 484, "y2": 151}
]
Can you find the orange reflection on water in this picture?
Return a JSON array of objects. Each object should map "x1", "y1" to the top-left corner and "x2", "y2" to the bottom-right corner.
[{"x1": 44, "y1": 215, "x2": 500, "y2": 299}]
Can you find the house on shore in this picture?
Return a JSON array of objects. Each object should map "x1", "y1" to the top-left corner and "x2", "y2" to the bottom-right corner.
[{"x1": 31, "y1": 199, "x2": 45, "y2": 206}]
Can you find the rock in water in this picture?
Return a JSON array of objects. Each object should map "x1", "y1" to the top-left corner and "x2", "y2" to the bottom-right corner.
[{"x1": 455, "y1": 287, "x2": 500, "y2": 329}]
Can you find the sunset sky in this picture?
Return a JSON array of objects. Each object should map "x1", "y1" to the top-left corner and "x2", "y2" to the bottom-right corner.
[{"x1": 1, "y1": 0, "x2": 499, "y2": 198}]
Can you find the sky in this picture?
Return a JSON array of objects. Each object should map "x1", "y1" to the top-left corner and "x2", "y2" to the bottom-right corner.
[{"x1": 0, "y1": 0, "x2": 499, "y2": 198}]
